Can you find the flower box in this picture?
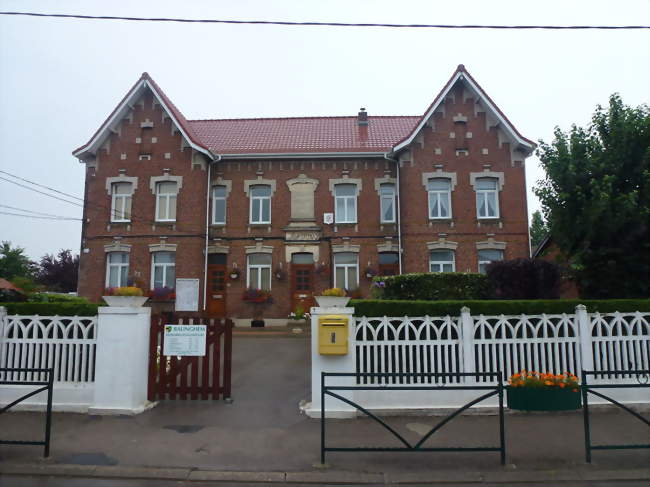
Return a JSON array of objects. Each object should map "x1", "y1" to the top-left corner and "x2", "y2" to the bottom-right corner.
[
  {"x1": 314, "y1": 296, "x2": 350, "y2": 307},
  {"x1": 507, "y1": 387, "x2": 581, "y2": 411},
  {"x1": 102, "y1": 296, "x2": 149, "y2": 307}
]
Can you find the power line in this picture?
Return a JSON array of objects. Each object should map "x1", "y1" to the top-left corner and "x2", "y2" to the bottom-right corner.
[
  {"x1": 0, "y1": 211, "x2": 81, "y2": 221},
  {"x1": 0, "y1": 176, "x2": 84, "y2": 207},
  {"x1": 0, "y1": 169, "x2": 83, "y2": 202},
  {"x1": 0, "y1": 11, "x2": 648, "y2": 30},
  {"x1": 0, "y1": 204, "x2": 80, "y2": 219}
]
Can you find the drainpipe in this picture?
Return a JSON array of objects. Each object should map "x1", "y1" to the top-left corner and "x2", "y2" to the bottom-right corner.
[
  {"x1": 203, "y1": 153, "x2": 222, "y2": 311},
  {"x1": 383, "y1": 152, "x2": 402, "y2": 274}
]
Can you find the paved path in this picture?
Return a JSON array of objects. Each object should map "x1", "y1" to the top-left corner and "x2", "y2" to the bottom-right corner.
[{"x1": 1, "y1": 334, "x2": 649, "y2": 484}]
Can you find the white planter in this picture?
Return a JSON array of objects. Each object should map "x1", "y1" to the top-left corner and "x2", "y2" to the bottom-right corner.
[
  {"x1": 315, "y1": 296, "x2": 350, "y2": 308},
  {"x1": 102, "y1": 296, "x2": 149, "y2": 307}
]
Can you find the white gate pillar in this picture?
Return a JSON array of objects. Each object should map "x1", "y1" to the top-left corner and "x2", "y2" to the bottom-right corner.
[
  {"x1": 304, "y1": 305, "x2": 357, "y2": 418},
  {"x1": 460, "y1": 306, "x2": 476, "y2": 381},
  {"x1": 90, "y1": 306, "x2": 152, "y2": 415}
]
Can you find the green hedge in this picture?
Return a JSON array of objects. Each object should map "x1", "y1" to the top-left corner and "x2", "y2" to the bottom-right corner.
[
  {"x1": 373, "y1": 273, "x2": 491, "y2": 300},
  {"x1": 1, "y1": 302, "x2": 101, "y2": 316},
  {"x1": 350, "y1": 299, "x2": 650, "y2": 317},
  {"x1": 26, "y1": 293, "x2": 91, "y2": 304}
]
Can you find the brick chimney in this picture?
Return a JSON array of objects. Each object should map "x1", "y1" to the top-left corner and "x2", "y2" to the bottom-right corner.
[{"x1": 357, "y1": 107, "x2": 368, "y2": 126}]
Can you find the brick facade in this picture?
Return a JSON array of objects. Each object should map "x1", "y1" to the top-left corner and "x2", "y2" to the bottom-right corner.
[{"x1": 74, "y1": 66, "x2": 535, "y2": 325}]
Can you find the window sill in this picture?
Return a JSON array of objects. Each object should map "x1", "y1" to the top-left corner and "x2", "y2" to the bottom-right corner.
[{"x1": 334, "y1": 221, "x2": 357, "y2": 225}]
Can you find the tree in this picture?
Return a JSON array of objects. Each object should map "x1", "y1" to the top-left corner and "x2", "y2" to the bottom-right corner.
[
  {"x1": 529, "y1": 210, "x2": 549, "y2": 249},
  {"x1": 535, "y1": 94, "x2": 650, "y2": 298},
  {"x1": 0, "y1": 241, "x2": 35, "y2": 280},
  {"x1": 35, "y1": 249, "x2": 79, "y2": 293}
]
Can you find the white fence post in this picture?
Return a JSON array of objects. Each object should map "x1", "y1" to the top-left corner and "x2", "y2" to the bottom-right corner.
[
  {"x1": 460, "y1": 306, "x2": 475, "y2": 380},
  {"x1": 0, "y1": 306, "x2": 6, "y2": 375},
  {"x1": 576, "y1": 304, "x2": 593, "y2": 373}
]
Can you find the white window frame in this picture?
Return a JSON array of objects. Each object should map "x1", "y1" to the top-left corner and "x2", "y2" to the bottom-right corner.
[
  {"x1": 105, "y1": 252, "x2": 129, "y2": 287},
  {"x1": 151, "y1": 252, "x2": 176, "y2": 289},
  {"x1": 475, "y1": 177, "x2": 500, "y2": 219},
  {"x1": 247, "y1": 253, "x2": 272, "y2": 290},
  {"x1": 429, "y1": 250, "x2": 455, "y2": 273},
  {"x1": 110, "y1": 182, "x2": 133, "y2": 223},
  {"x1": 212, "y1": 185, "x2": 227, "y2": 225},
  {"x1": 333, "y1": 252, "x2": 359, "y2": 290},
  {"x1": 334, "y1": 184, "x2": 358, "y2": 224},
  {"x1": 478, "y1": 249, "x2": 504, "y2": 274},
  {"x1": 249, "y1": 185, "x2": 272, "y2": 224},
  {"x1": 379, "y1": 183, "x2": 396, "y2": 223},
  {"x1": 427, "y1": 178, "x2": 452, "y2": 219},
  {"x1": 155, "y1": 181, "x2": 178, "y2": 222}
]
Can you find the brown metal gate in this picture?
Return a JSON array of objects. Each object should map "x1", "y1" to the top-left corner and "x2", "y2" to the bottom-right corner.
[{"x1": 148, "y1": 314, "x2": 233, "y2": 401}]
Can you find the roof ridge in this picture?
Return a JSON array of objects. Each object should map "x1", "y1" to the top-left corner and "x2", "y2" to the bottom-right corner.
[{"x1": 188, "y1": 115, "x2": 420, "y2": 122}]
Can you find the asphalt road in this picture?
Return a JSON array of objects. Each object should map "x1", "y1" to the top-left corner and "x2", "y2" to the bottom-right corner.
[{"x1": 2, "y1": 475, "x2": 650, "y2": 487}]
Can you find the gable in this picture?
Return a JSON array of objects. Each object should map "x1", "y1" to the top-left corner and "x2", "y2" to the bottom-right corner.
[
  {"x1": 392, "y1": 65, "x2": 535, "y2": 157},
  {"x1": 73, "y1": 73, "x2": 213, "y2": 162}
]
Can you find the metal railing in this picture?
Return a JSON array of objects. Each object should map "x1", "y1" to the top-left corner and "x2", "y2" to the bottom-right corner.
[
  {"x1": 321, "y1": 371, "x2": 505, "y2": 465},
  {"x1": 581, "y1": 369, "x2": 650, "y2": 463},
  {"x1": 0, "y1": 367, "x2": 54, "y2": 457}
]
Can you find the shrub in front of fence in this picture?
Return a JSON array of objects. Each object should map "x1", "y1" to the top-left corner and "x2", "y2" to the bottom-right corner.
[
  {"x1": 2, "y1": 302, "x2": 101, "y2": 316},
  {"x1": 486, "y1": 258, "x2": 561, "y2": 299},
  {"x1": 371, "y1": 273, "x2": 491, "y2": 301},
  {"x1": 350, "y1": 298, "x2": 650, "y2": 317}
]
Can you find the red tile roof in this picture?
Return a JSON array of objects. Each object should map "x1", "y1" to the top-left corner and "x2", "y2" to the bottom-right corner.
[
  {"x1": 0, "y1": 277, "x2": 24, "y2": 294},
  {"x1": 188, "y1": 116, "x2": 420, "y2": 154}
]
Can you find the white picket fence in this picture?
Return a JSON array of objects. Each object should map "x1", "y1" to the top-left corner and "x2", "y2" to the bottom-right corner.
[
  {"x1": 0, "y1": 312, "x2": 98, "y2": 411},
  {"x1": 352, "y1": 306, "x2": 650, "y2": 410}
]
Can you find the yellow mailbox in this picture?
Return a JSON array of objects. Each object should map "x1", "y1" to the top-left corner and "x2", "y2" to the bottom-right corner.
[{"x1": 318, "y1": 314, "x2": 349, "y2": 355}]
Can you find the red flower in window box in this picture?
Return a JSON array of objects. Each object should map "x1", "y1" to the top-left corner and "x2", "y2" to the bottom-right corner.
[{"x1": 242, "y1": 288, "x2": 273, "y2": 304}]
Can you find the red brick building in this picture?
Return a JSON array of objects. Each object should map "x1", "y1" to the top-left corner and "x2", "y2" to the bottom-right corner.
[{"x1": 74, "y1": 65, "x2": 535, "y2": 325}]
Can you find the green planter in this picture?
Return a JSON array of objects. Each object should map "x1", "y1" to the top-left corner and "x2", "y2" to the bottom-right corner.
[{"x1": 507, "y1": 387, "x2": 581, "y2": 411}]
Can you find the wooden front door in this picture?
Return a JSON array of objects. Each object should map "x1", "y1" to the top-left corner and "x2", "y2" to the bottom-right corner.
[
  {"x1": 207, "y1": 254, "x2": 227, "y2": 317},
  {"x1": 291, "y1": 255, "x2": 315, "y2": 313}
]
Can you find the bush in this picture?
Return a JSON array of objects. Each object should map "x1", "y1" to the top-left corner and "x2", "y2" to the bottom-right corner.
[
  {"x1": 27, "y1": 292, "x2": 90, "y2": 303},
  {"x1": 1, "y1": 302, "x2": 101, "y2": 316},
  {"x1": 486, "y1": 258, "x2": 561, "y2": 299},
  {"x1": 350, "y1": 298, "x2": 650, "y2": 317},
  {"x1": 372, "y1": 273, "x2": 491, "y2": 301}
]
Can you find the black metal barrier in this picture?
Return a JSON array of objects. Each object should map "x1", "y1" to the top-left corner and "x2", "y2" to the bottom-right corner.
[
  {"x1": 0, "y1": 367, "x2": 54, "y2": 457},
  {"x1": 581, "y1": 369, "x2": 650, "y2": 463},
  {"x1": 321, "y1": 371, "x2": 505, "y2": 465}
]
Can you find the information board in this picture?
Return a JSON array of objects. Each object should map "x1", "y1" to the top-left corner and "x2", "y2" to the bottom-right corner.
[
  {"x1": 175, "y1": 278, "x2": 199, "y2": 312},
  {"x1": 163, "y1": 324, "x2": 207, "y2": 356}
]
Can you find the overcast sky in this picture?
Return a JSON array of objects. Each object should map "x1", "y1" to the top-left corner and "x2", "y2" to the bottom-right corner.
[{"x1": 0, "y1": 0, "x2": 648, "y2": 260}]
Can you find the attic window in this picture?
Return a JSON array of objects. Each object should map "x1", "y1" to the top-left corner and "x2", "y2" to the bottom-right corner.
[
  {"x1": 139, "y1": 154, "x2": 152, "y2": 161},
  {"x1": 140, "y1": 120, "x2": 154, "y2": 129}
]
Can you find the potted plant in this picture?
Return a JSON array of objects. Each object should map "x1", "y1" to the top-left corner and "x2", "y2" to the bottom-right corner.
[
  {"x1": 364, "y1": 267, "x2": 378, "y2": 279},
  {"x1": 287, "y1": 305, "x2": 310, "y2": 330},
  {"x1": 229, "y1": 268, "x2": 240, "y2": 280},
  {"x1": 148, "y1": 286, "x2": 176, "y2": 302},
  {"x1": 315, "y1": 287, "x2": 350, "y2": 307},
  {"x1": 274, "y1": 267, "x2": 286, "y2": 281},
  {"x1": 507, "y1": 370, "x2": 581, "y2": 411},
  {"x1": 103, "y1": 286, "x2": 148, "y2": 307}
]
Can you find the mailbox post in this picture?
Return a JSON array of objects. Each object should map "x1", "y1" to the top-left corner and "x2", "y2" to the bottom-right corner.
[{"x1": 306, "y1": 305, "x2": 356, "y2": 418}]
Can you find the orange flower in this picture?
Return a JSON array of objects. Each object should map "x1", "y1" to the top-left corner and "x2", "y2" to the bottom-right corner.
[
  {"x1": 572, "y1": 388, "x2": 578, "y2": 392},
  {"x1": 559, "y1": 383, "x2": 566, "y2": 388}
]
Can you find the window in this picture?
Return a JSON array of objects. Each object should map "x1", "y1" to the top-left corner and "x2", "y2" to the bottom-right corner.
[
  {"x1": 334, "y1": 252, "x2": 358, "y2": 290},
  {"x1": 247, "y1": 253, "x2": 272, "y2": 290},
  {"x1": 478, "y1": 249, "x2": 503, "y2": 274},
  {"x1": 155, "y1": 181, "x2": 177, "y2": 222},
  {"x1": 429, "y1": 250, "x2": 455, "y2": 273},
  {"x1": 212, "y1": 185, "x2": 227, "y2": 224},
  {"x1": 379, "y1": 183, "x2": 396, "y2": 223},
  {"x1": 334, "y1": 184, "x2": 357, "y2": 223},
  {"x1": 110, "y1": 182, "x2": 132, "y2": 222},
  {"x1": 427, "y1": 178, "x2": 451, "y2": 219},
  {"x1": 105, "y1": 252, "x2": 129, "y2": 287},
  {"x1": 476, "y1": 178, "x2": 499, "y2": 218},
  {"x1": 378, "y1": 252, "x2": 399, "y2": 276},
  {"x1": 250, "y1": 185, "x2": 271, "y2": 224},
  {"x1": 151, "y1": 252, "x2": 175, "y2": 289}
]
